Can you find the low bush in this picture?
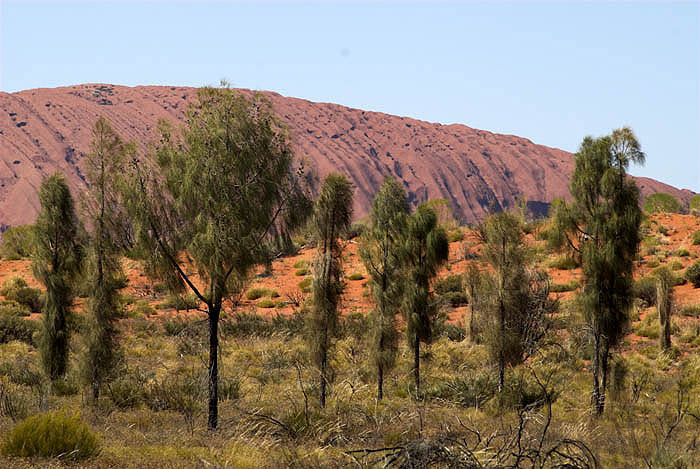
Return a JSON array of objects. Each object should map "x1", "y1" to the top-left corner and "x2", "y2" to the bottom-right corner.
[
  {"x1": 342, "y1": 221, "x2": 366, "y2": 240},
  {"x1": 1, "y1": 411, "x2": 100, "y2": 460},
  {"x1": 346, "y1": 273, "x2": 364, "y2": 281},
  {"x1": 158, "y1": 293, "x2": 199, "y2": 311},
  {"x1": 298, "y1": 278, "x2": 312, "y2": 293},
  {"x1": 691, "y1": 194, "x2": 700, "y2": 215},
  {"x1": 550, "y1": 280, "x2": 580, "y2": 293},
  {"x1": 669, "y1": 260, "x2": 684, "y2": 271},
  {"x1": 496, "y1": 372, "x2": 558, "y2": 411},
  {"x1": 685, "y1": 261, "x2": 700, "y2": 288},
  {"x1": 221, "y1": 311, "x2": 304, "y2": 338},
  {"x1": 257, "y1": 299, "x2": 276, "y2": 308},
  {"x1": 245, "y1": 287, "x2": 280, "y2": 300},
  {"x1": 293, "y1": 260, "x2": 309, "y2": 269},
  {"x1": 633, "y1": 276, "x2": 658, "y2": 307},
  {"x1": 646, "y1": 258, "x2": 660, "y2": 268},
  {"x1": 679, "y1": 304, "x2": 700, "y2": 318},
  {"x1": 675, "y1": 248, "x2": 690, "y2": 258},
  {"x1": 0, "y1": 225, "x2": 35, "y2": 260},
  {"x1": 692, "y1": 231, "x2": 700, "y2": 246},
  {"x1": 131, "y1": 299, "x2": 157, "y2": 318},
  {"x1": 644, "y1": 193, "x2": 681, "y2": 214},
  {"x1": 107, "y1": 375, "x2": 145, "y2": 410},
  {"x1": 549, "y1": 255, "x2": 579, "y2": 270},
  {"x1": 0, "y1": 277, "x2": 42, "y2": 314},
  {"x1": 427, "y1": 373, "x2": 496, "y2": 408},
  {"x1": 0, "y1": 315, "x2": 38, "y2": 346},
  {"x1": 294, "y1": 268, "x2": 309, "y2": 276},
  {"x1": 448, "y1": 230, "x2": 464, "y2": 243},
  {"x1": 0, "y1": 300, "x2": 30, "y2": 318}
]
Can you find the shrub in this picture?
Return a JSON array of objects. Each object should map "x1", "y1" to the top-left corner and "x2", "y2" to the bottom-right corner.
[
  {"x1": 1, "y1": 411, "x2": 99, "y2": 460},
  {"x1": 434, "y1": 274, "x2": 463, "y2": 295},
  {"x1": 346, "y1": 273, "x2": 364, "y2": 281},
  {"x1": 0, "y1": 225, "x2": 35, "y2": 260},
  {"x1": 162, "y1": 316, "x2": 191, "y2": 336},
  {"x1": 691, "y1": 195, "x2": 700, "y2": 215},
  {"x1": 298, "y1": 277, "x2": 312, "y2": 293},
  {"x1": 644, "y1": 193, "x2": 681, "y2": 214},
  {"x1": 646, "y1": 258, "x2": 660, "y2": 268},
  {"x1": 685, "y1": 262, "x2": 700, "y2": 288},
  {"x1": 221, "y1": 311, "x2": 304, "y2": 338},
  {"x1": 0, "y1": 315, "x2": 38, "y2": 346},
  {"x1": 448, "y1": 230, "x2": 464, "y2": 243},
  {"x1": 496, "y1": 372, "x2": 558, "y2": 411},
  {"x1": 107, "y1": 375, "x2": 145, "y2": 409},
  {"x1": 679, "y1": 304, "x2": 700, "y2": 318},
  {"x1": 427, "y1": 373, "x2": 496, "y2": 408},
  {"x1": 293, "y1": 260, "x2": 309, "y2": 269},
  {"x1": 437, "y1": 323, "x2": 466, "y2": 341},
  {"x1": 257, "y1": 299, "x2": 276, "y2": 308},
  {"x1": 218, "y1": 376, "x2": 241, "y2": 401},
  {"x1": 658, "y1": 225, "x2": 669, "y2": 236},
  {"x1": 245, "y1": 287, "x2": 279, "y2": 300},
  {"x1": 549, "y1": 255, "x2": 579, "y2": 270},
  {"x1": 131, "y1": 300, "x2": 157, "y2": 318},
  {"x1": 633, "y1": 276, "x2": 658, "y2": 307},
  {"x1": 295, "y1": 268, "x2": 309, "y2": 276},
  {"x1": 550, "y1": 280, "x2": 580, "y2": 293},
  {"x1": 669, "y1": 261, "x2": 684, "y2": 271},
  {"x1": 692, "y1": 231, "x2": 700, "y2": 246},
  {"x1": 0, "y1": 300, "x2": 30, "y2": 318},
  {"x1": 342, "y1": 221, "x2": 366, "y2": 240},
  {"x1": 0, "y1": 277, "x2": 42, "y2": 314},
  {"x1": 675, "y1": 248, "x2": 690, "y2": 258},
  {"x1": 158, "y1": 293, "x2": 199, "y2": 311}
]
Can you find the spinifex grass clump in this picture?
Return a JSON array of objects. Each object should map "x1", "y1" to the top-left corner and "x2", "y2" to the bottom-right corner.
[{"x1": 2, "y1": 411, "x2": 100, "y2": 460}]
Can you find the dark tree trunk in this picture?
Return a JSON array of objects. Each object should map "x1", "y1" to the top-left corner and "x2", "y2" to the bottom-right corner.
[
  {"x1": 599, "y1": 340, "x2": 610, "y2": 415},
  {"x1": 662, "y1": 317, "x2": 671, "y2": 350},
  {"x1": 592, "y1": 330, "x2": 602, "y2": 415},
  {"x1": 208, "y1": 303, "x2": 220, "y2": 430},
  {"x1": 413, "y1": 335, "x2": 420, "y2": 395},
  {"x1": 320, "y1": 348, "x2": 327, "y2": 408},
  {"x1": 497, "y1": 295, "x2": 505, "y2": 393},
  {"x1": 377, "y1": 364, "x2": 384, "y2": 401}
]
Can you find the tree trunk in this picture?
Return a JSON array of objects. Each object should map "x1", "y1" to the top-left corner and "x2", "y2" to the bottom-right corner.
[
  {"x1": 413, "y1": 335, "x2": 420, "y2": 395},
  {"x1": 592, "y1": 330, "x2": 602, "y2": 415},
  {"x1": 320, "y1": 348, "x2": 327, "y2": 408},
  {"x1": 497, "y1": 295, "x2": 505, "y2": 393},
  {"x1": 377, "y1": 363, "x2": 384, "y2": 400},
  {"x1": 469, "y1": 292, "x2": 476, "y2": 342},
  {"x1": 208, "y1": 303, "x2": 220, "y2": 430},
  {"x1": 599, "y1": 340, "x2": 610, "y2": 415},
  {"x1": 92, "y1": 378, "x2": 99, "y2": 401}
]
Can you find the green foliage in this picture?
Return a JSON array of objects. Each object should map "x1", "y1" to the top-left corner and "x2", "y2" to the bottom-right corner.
[
  {"x1": 122, "y1": 84, "x2": 311, "y2": 428},
  {"x1": 297, "y1": 277, "x2": 312, "y2": 293},
  {"x1": 294, "y1": 268, "x2": 309, "y2": 276},
  {"x1": 553, "y1": 126, "x2": 644, "y2": 414},
  {"x1": 33, "y1": 173, "x2": 83, "y2": 381},
  {"x1": 691, "y1": 231, "x2": 700, "y2": 246},
  {"x1": 0, "y1": 277, "x2": 42, "y2": 315},
  {"x1": 685, "y1": 261, "x2": 700, "y2": 288},
  {"x1": 675, "y1": 248, "x2": 690, "y2": 257},
  {"x1": 159, "y1": 293, "x2": 199, "y2": 311},
  {"x1": 644, "y1": 192, "x2": 681, "y2": 214},
  {"x1": 690, "y1": 194, "x2": 700, "y2": 214},
  {"x1": 257, "y1": 299, "x2": 276, "y2": 308},
  {"x1": 307, "y1": 173, "x2": 353, "y2": 407},
  {"x1": 131, "y1": 299, "x2": 157, "y2": 317},
  {"x1": 0, "y1": 313, "x2": 38, "y2": 346},
  {"x1": 633, "y1": 276, "x2": 658, "y2": 307},
  {"x1": 448, "y1": 229, "x2": 464, "y2": 243},
  {"x1": 402, "y1": 202, "x2": 449, "y2": 393},
  {"x1": 293, "y1": 260, "x2": 309, "y2": 269},
  {"x1": 550, "y1": 280, "x2": 580, "y2": 293},
  {"x1": 434, "y1": 274, "x2": 468, "y2": 307},
  {"x1": 549, "y1": 255, "x2": 579, "y2": 270},
  {"x1": 669, "y1": 260, "x2": 684, "y2": 271},
  {"x1": 346, "y1": 272, "x2": 364, "y2": 281},
  {"x1": 679, "y1": 304, "x2": 700, "y2": 318},
  {"x1": 0, "y1": 225, "x2": 35, "y2": 260},
  {"x1": 358, "y1": 177, "x2": 409, "y2": 399},
  {"x1": 81, "y1": 117, "x2": 130, "y2": 401},
  {"x1": 1, "y1": 411, "x2": 99, "y2": 460},
  {"x1": 426, "y1": 373, "x2": 496, "y2": 408},
  {"x1": 245, "y1": 287, "x2": 280, "y2": 300}
]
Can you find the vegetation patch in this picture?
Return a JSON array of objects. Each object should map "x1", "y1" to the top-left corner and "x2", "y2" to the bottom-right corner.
[
  {"x1": 1, "y1": 411, "x2": 100, "y2": 460},
  {"x1": 245, "y1": 287, "x2": 280, "y2": 300}
]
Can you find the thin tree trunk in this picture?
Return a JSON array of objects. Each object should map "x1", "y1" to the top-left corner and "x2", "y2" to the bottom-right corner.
[
  {"x1": 599, "y1": 340, "x2": 610, "y2": 415},
  {"x1": 497, "y1": 295, "x2": 505, "y2": 393},
  {"x1": 377, "y1": 363, "x2": 384, "y2": 401},
  {"x1": 592, "y1": 330, "x2": 601, "y2": 415},
  {"x1": 663, "y1": 318, "x2": 671, "y2": 350},
  {"x1": 208, "y1": 303, "x2": 220, "y2": 430},
  {"x1": 413, "y1": 335, "x2": 420, "y2": 395},
  {"x1": 320, "y1": 348, "x2": 327, "y2": 408}
]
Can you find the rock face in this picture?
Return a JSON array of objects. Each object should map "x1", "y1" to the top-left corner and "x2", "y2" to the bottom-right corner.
[{"x1": 0, "y1": 84, "x2": 694, "y2": 228}]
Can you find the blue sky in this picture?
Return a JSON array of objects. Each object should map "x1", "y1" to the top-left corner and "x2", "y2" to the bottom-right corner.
[{"x1": 1, "y1": 1, "x2": 698, "y2": 192}]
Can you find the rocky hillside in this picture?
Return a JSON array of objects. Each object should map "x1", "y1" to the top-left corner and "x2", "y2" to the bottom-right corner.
[{"x1": 0, "y1": 84, "x2": 694, "y2": 228}]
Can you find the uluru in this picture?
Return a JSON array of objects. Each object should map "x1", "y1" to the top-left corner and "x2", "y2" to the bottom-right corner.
[{"x1": 1, "y1": 83, "x2": 693, "y2": 228}]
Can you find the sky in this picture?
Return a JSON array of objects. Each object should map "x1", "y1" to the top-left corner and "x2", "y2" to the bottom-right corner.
[{"x1": 1, "y1": 1, "x2": 698, "y2": 192}]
